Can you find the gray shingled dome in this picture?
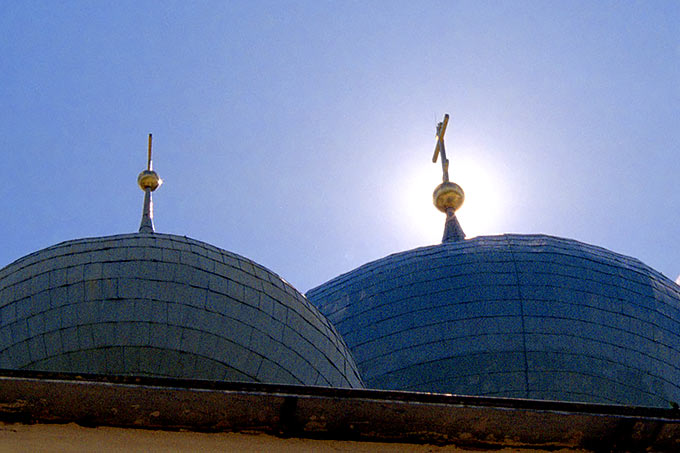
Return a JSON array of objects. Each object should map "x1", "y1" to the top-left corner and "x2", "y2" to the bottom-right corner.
[
  {"x1": 306, "y1": 234, "x2": 680, "y2": 407},
  {"x1": 0, "y1": 233, "x2": 362, "y2": 388}
]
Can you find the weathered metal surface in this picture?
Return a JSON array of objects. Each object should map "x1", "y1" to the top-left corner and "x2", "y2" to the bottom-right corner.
[
  {"x1": 0, "y1": 233, "x2": 362, "y2": 388},
  {"x1": 307, "y1": 234, "x2": 680, "y2": 407}
]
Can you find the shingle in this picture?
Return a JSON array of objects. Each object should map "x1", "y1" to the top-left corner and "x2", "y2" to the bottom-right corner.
[
  {"x1": 307, "y1": 233, "x2": 680, "y2": 405},
  {"x1": 0, "y1": 233, "x2": 362, "y2": 388}
]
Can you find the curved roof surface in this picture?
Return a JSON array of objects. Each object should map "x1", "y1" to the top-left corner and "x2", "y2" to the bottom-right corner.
[
  {"x1": 306, "y1": 234, "x2": 680, "y2": 407},
  {"x1": 0, "y1": 233, "x2": 362, "y2": 388}
]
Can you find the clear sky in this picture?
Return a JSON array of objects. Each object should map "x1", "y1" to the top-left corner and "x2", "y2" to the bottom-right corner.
[{"x1": 1, "y1": 1, "x2": 678, "y2": 291}]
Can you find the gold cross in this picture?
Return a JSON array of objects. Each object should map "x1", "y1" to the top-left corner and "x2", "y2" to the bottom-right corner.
[{"x1": 432, "y1": 114, "x2": 450, "y2": 182}]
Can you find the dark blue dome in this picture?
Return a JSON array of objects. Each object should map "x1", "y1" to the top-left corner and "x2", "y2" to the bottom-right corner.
[
  {"x1": 307, "y1": 234, "x2": 680, "y2": 406},
  {"x1": 0, "y1": 233, "x2": 362, "y2": 388}
]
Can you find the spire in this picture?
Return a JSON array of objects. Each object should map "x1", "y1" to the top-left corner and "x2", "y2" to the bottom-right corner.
[
  {"x1": 431, "y1": 114, "x2": 465, "y2": 242},
  {"x1": 137, "y1": 134, "x2": 162, "y2": 233}
]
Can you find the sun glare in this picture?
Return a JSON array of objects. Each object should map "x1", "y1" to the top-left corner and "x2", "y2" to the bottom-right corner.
[
  {"x1": 399, "y1": 152, "x2": 503, "y2": 244},
  {"x1": 452, "y1": 156, "x2": 503, "y2": 237}
]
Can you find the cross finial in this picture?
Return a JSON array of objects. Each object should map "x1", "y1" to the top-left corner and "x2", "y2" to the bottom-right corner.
[
  {"x1": 432, "y1": 114, "x2": 450, "y2": 182},
  {"x1": 430, "y1": 114, "x2": 465, "y2": 242},
  {"x1": 137, "y1": 133, "x2": 162, "y2": 233}
]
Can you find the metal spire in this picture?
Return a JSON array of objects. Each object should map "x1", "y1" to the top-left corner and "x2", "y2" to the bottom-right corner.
[
  {"x1": 432, "y1": 114, "x2": 465, "y2": 242},
  {"x1": 137, "y1": 134, "x2": 162, "y2": 233}
]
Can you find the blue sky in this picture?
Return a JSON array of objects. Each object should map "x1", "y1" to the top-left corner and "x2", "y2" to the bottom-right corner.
[{"x1": 1, "y1": 1, "x2": 678, "y2": 291}]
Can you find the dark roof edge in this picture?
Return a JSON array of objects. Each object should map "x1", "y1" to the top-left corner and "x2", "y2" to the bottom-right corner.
[{"x1": 1, "y1": 369, "x2": 679, "y2": 450}]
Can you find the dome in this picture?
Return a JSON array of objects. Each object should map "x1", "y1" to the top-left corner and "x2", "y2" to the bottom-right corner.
[
  {"x1": 306, "y1": 234, "x2": 680, "y2": 406},
  {"x1": 0, "y1": 233, "x2": 362, "y2": 388}
]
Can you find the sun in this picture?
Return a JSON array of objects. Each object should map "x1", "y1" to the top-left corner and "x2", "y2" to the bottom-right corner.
[
  {"x1": 398, "y1": 152, "x2": 503, "y2": 244},
  {"x1": 451, "y1": 155, "x2": 503, "y2": 238}
]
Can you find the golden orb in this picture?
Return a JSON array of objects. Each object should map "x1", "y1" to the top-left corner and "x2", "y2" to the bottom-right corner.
[
  {"x1": 433, "y1": 181, "x2": 464, "y2": 213},
  {"x1": 137, "y1": 170, "x2": 162, "y2": 191}
]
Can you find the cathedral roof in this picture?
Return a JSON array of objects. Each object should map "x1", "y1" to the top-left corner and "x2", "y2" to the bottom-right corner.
[
  {"x1": 307, "y1": 234, "x2": 680, "y2": 406},
  {"x1": 0, "y1": 232, "x2": 362, "y2": 388}
]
